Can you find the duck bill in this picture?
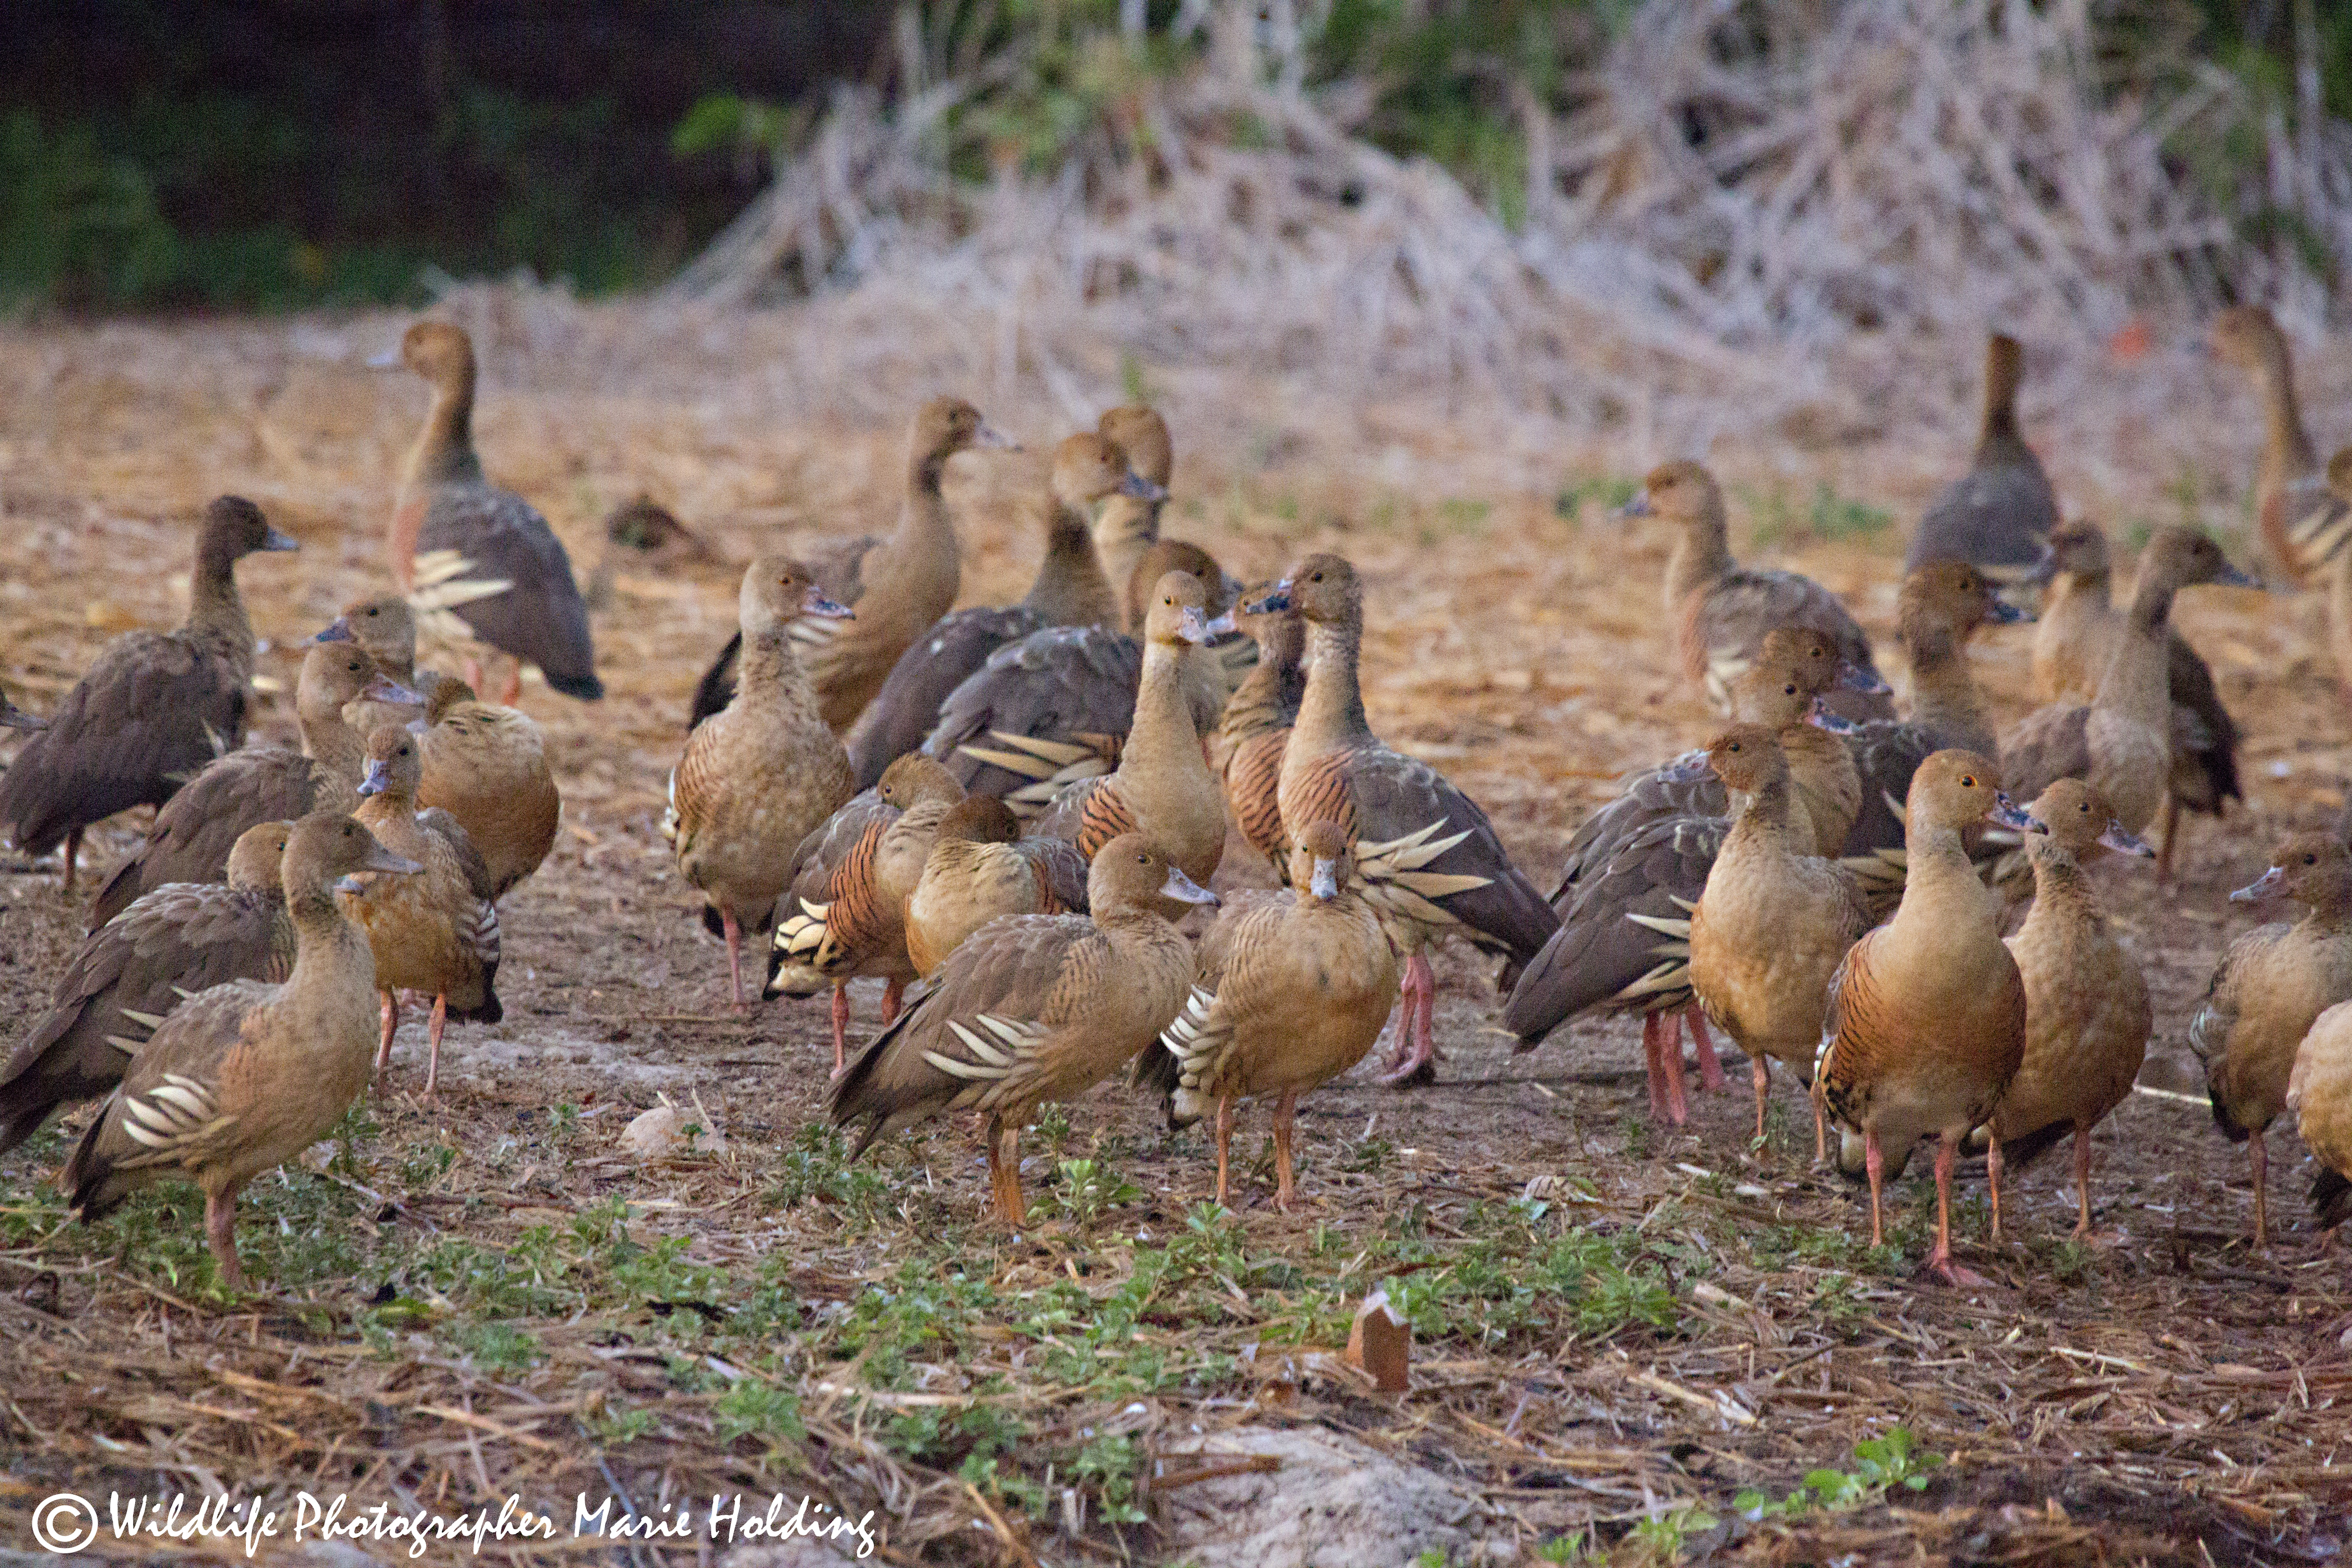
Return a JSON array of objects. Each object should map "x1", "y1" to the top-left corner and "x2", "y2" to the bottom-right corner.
[
  {"x1": 2213, "y1": 561, "x2": 2260, "y2": 589},
  {"x1": 1, "y1": 704, "x2": 45, "y2": 731},
  {"x1": 1118, "y1": 471, "x2": 1170, "y2": 503},
  {"x1": 1660, "y1": 748, "x2": 1716, "y2": 784},
  {"x1": 1159, "y1": 866, "x2": 1220, "y2": 907},
  {"x1": 1309, "y1": 858, "x2": 1339, "y2": 901},
  {"x1": 1806, "y1": 697, "x2": 1861, "y2": 734},
  {"x1": 356, "y1": 760, "x2": 392, "y2": 798},
  {"x1": 261, "y1": 526, "x2": 301, "y2": 552},
  {"x1": 971, "y1": 421, "x2": 1021, "y2": 451},
  {"x1": 1983, "y1": 595, "x2": 2029, "y2": 624},
  {"x1": 1989, "y1": 792, "x2": 2041, "y2": 832},
  {"x1": 1612, "y1": 490, "x2": 1655, "y2": 520},
  {"x1": 2230, "y1": 866, "x2": 2285, "y2": 902},
  {"x1": 800, "y1": 587, "x2": 855, "y2": 619},
  {"x1": 1243, "y1": 580, "x2": 1294, "y2": 615},
  {"x1": 1202, "y1": 608, "x2": 1240, "y2": 639},
  {"x1": 312, "y1": 617, "x2": 356, "y2": 645},
  {"x1": 2098, "y1": 821, "x2": 2156, "y2": 858},
  {"x1": 405, "y1": 717, "x2": 430, "y2": 736},
  {"x1": 1836, "y1": 659, "x2": 1892, "y2": 695},
  {"x1": 360, "y1": 675, "x2": 425, "y2": 706},
  {"x1": 1176, "y1": 606, "x2": 1212, "y2": 645}
]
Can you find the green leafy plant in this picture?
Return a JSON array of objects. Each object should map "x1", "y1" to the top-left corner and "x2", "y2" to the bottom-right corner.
[{"x1": 1735, "y1": 1425, "x2": 1945, "y2": 1519}]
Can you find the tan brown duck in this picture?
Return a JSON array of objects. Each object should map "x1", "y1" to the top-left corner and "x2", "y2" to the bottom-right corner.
[
  {"x1": 844, "y1": 431, "x2": 1147, "y2": 789},
  {"x1": 380, "y1": 321, "x2": 602, "y2": 702},
  {"x1": 1688, "y1": 726, "x2": 1871, "y2": 1156},
  {"x1": 2325, "y1": 449, "x2": 2352, "y2": 697},
  {"x1": 314, "y1": 593, "x2": 455, "y2": 739},
  {"x1": 2287, "y1": 1000, "x2": 2352, "y2": 1233},
  {"x1": 903, "y1": 797, "x2": 1089, "y2": 978},
  {"x1": 2209, "y1": 305, "x2": 2344, "y2": 585},
  {"x1": 63, "y1": 812, "x2": 421, "y2": 1292},
  {"x1": 343, "y1": 726, "x2": 502, "y2": 1097},
  {"x1": 409, "y1": 677, "x2": 561, "y2": 897},
  {"x1": 1817, "y1": 752, "x2": 2033, "y2": 1286},
  {"x1": 1092, "y1": 405, "x2": 1173, "y2": 599},
  {"x1": 90, "y1": 644, "x2": 419, "y2": 928},
  {"x1": 1214, "y1": 596, "x2": 1307, "y2": 879},
  {"x1": 1030, "y1": 571, "x2": 1227, "y2": 884},
  {"x1": 668, "y1": 559, "x2": 858, "y2": 1006},
  {"x1": 1625, "y1": 461, "x2": 1891, "y2": 719},
  {"x1": 1990, "y1": 779, "x2": 2154, "y2": 1239},
  {"x1": 1904, "y1": 333, "x2": 2058, "y2": 582},
  {"x1": 765, "y1": 754, "x2": 968, "y2": 1070},
  {"x1": 2189, "y1": 833, "x2": 2352, "y2": 1244},
  {"x1": 2000, "y1": 527, "x2": 2255, "y2": 838},
  {"x1": 829, "y1": 834, "x2": 1216, "y2": 1226},
  {"x1": 1262, "y1": 554, "x2": 1557, "y2": 1085},
  {"x1": 0, "y1": 497, "x2": 294, "y2": 892},
  {"x1": 1138, "y1": 821, "x2": 1400, "y2": 1209},
  {"x1": 1502, "y1": 637, "x2": 1863, "y2": 1124},
  {"x1": 1, "y1": 820, "x2": 294, "y2": 1158},
  {"x1": 688, "y1": 396, "x2": 1016, "y2": 731},
  {"x1": 2027, "y1": 519, "x2": 2243, "y2": 880}
]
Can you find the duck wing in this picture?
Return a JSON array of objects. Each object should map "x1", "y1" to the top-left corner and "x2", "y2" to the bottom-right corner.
[
  {"x1": 1502, "y1": 814, "x2": 1721, "y2": 1045},
  {"x1": 847, "y1": 606, "x2": 1047, "y2": 789},
  {"x1": 420, "y1": 483, "x2": 601, "y2": 700},
  {"x1": 922, "y1": 626, "x2": 1140, "y2": 804},
  {"x1": 89, "y1": 748, "x2": 321, "y2": 929}
]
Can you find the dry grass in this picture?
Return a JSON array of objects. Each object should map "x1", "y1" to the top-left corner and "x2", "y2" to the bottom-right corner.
[{"x1": 0, "y1": 287, "x2": 2350, "y2": 1566}]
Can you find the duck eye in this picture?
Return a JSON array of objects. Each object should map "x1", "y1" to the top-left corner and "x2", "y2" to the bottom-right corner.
[
  {"x1": 1960, "y1": 775, "x2": 1976, "y2": 787},
  {"x1": 1310, "y1": 571, "x2": 1324, "y2": 583}
]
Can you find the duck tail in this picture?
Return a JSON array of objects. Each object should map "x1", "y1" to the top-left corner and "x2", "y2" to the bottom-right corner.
[
  {"x1": 544, "y1": 670, "x2": 605, "y2": 702},
  {"x1": 60, "y1": 1102, "x2": 132, "y2": 1223},
  {"x1": 1996, "y1": 1118, "x2": 2074, "y2": 1172},
  {"x1": 2207, "y1": 1081, "x2": 2252, "y2": 1143}
]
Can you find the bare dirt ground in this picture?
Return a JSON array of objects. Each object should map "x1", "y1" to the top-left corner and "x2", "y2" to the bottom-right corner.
[{"x1": 0, "y1": 297, "x2": 2349, "y2": 1566}]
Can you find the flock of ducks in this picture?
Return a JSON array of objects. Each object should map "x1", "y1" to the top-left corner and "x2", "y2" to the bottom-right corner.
[{"x1": 3, "y1": 310, "x2": 2352, "y2": 1294}]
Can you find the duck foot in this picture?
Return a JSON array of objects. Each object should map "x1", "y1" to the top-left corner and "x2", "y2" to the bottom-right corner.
[
  {"x1": 1918, "y1": 1254, "x2": 1993, "y2": 1288},
  {"x1": 1377, "y1": 949, "x2": 1441, "y2": 1088},
  {"x1": 1642, "y1": 1011, "x2": 1689, "y2": 1126}
]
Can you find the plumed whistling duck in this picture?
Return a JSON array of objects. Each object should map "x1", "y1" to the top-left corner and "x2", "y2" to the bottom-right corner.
[
  {"x1": 408, "y1": 677, "x2": 561, "y2": 898},
  {"x1": 2208, "y1": 305, "x2": 2344, "y2": 586},
  {"x1": 903, "y1": 797, "x2": 1089, "y2": 978},
  {"x1": 2287, "y1": 1000, "x2": 2352, "y2": 1234},
  {"x1": 1903, "y1": 333, "x2": 2058, "y2": 584},
  {"x1": 0, "y1": 497, "x2": 294, "y2": 892},
  {"x1": 829, "y1": 835, "x2": 1216, "y2": 1227}
]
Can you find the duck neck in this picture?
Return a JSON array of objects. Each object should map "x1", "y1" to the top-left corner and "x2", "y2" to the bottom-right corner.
[
  {"x1": 185, "y1": 537, "x2": 257, "y2": 667},
  {"x1": 1976, "y1": 352, "x2": 2026, "y2": 459},
  {"x1": 1891, "y1": 822, "x2": 1991, "y2": 931},
  {"x1": 286, "y1": 879, "x2": 375, "y2": 993},
  {"x1": 2046, "y1": 564, "x2": 2111, "y2": 617},
  {"x1": 1024, "y1": 503, "x2": 1120, "y2": 629},
  {"x1": 2020, "y1": 840, "x2": 2099, "y2": 928},
  {"x1": 737, "y1": 626, "x2": 825, "y2": 720},
  {"x1": 876, "y1": 445, "x2": 961, "y2": 596},
  {"x1": 1221, "y1": 621, "x2": 1306, "y2": 744},
  {"x1": 402, "y1": 367, "x2": 483, "y2": 490},
  {"x1": 2094, "y1": 571, "x2": 2178, "y2": 726},
  {"x1": 1726, "y1": 774, "x2": 1808, "y2": 855},
  {"x1": 1664, "y1": 512, "x2": 1736, "y2": 612},
  {"x1": 2253, "y1": 345, "x2": 2320, "y2": 483},
  {"x1": 1091, "y1": 494, "x2": 1160, "y2": 608},
  {"x1": 1125, "y1": 638, "x2": 1200, "y2": 767},
  {"x1": 1904, "y1": 628, "x2": 1996, "y2": 755},
  {"x1": 298, "y1": 704, "x2": 368, "y2": 779},
  {"x1": 1294, "y1": 617, "x2": 1371, "y2": 750}
]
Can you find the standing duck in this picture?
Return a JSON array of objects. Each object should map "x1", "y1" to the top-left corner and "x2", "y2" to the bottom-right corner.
[
  {"x1": 2189, "y1": 834, "x2": 2352, "y2": 1245},
  {"x1": 1989, "y1": 779, "x2": 2155, "y2": 1238},
  {"x1": 89, "y1": 644, "x2": 420, "y2": 928},
  {"x1": 1214, "y1": 597, "x2": 1308, "y2": 879},
  {"x1": 344, "y1": 726, "x2": 502, "y2": 1097},
  {"x1": 844, "y1": 431, "x2": 1149, "y2": 789},
  {"x1": 829, "y1": 834, "x2": 1216, "y2": 1226},
  {"x1": 0, "y1": 820, "x2": 294, "y2": 1158},
  {"x1": 2026, "y1": 519, "x2": 2243, "y2": 879},
  {"x1": 903, "y1": 797, "x2": 1089, "y2": 977},
  {"x1": 765, "y1": 754, "x2": 968, "y2": 1069},
  {"x1": 1029, "y1": 572, "x2": 1227, "y2": 884},
  {"x1": 1260, "y1": 554, "x2": 1557, "y2": 1086},
  {"x1": 62, "y1": 812, "x2": 420, "y2": 1292},
  {"x1": 2324, "y1": 449, "x2": 2352, "y2": 697},
  {"x1": 380, "y1": 321, "x2": 602, "y2": 702},
  {"x1": 1626, "y1": 461, "x2": 1891, "y2": 718},
  {"x1": 1502, "y1": 641, "x2": 1863, "y2": 1123},
  {"x1": 0, "y1": 497, "x2": 294, "y2": 892},
  {"x1": 1092, "y1": 405, "x2": 1174, "y2": 599},
  {"x1": 2286, "y1": 1001, "x2": 2352, "y2": 1232},
  {"x1": 1129, "y1": 537, "x2": 1257, "y2": 700},
  {"x1": 2000, "y1": 528, "x2": 2256, "y2": 837},
  {"x1": 408, "y1": 678, "x2": 561, "y2": 897},
  {"x1": 920, "y1": 543, "x2": 1234, "y2": 816},
  {"x1": 668, "y1": 559, "x2": 858, "y2": 1007},
  {"x1": 2208, "y1": 305, "x2": 2344, "y2": 585},
  {"x1": 1817, "y1": 751, "x2": 2034, "y2": 1285},
  {"x1": 1139, "y1": 821, "x2": 1400, "y2": 1209},
  {"x1": 688, "y1": 397, "x2": 1017, "y2": 731},
  {"x1": 1903, "y1": 333, "x2": 2058, "y2": 581},
  {"x1": 1688, "y1": 727, "x2": 1871, "y2": 1156},
  {"x1": 314, "y1": 594, "x2": 454, "y2": 739}
]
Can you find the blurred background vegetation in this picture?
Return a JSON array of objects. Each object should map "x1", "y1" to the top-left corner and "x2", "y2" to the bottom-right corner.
[{"x1": 6, "y1": 0, "x2": 2345, "y2": 315}]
